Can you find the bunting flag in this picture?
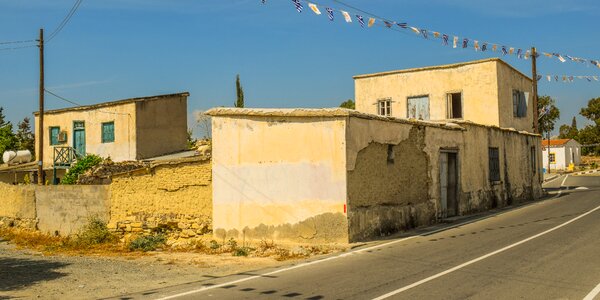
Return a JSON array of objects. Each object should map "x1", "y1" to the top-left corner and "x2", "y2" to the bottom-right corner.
[
  {"x1": 442, "y1": 34, "x2": 449, "y2": 46},
  {"x1": 555, "y1": 75, "x2": 559, "y2": 82},
  {"x1": 595, "y1": 76, "x2": 600, "y2": 81},
  {"x1": 368, "y1": 17, "x2": 375, "y2": 27},
  {"x1": 356, "y1": 15, "x2": 365, "y2": 27},
  {"x1": 547, "y1": 75, "x2": 551, "y2": 82},
  {"x1": 536, "y1": 75, "x2": 542, "y2": 81},
  {"x1": 341, "y1": 10, "x2": 352, "y2": 22},
  {"x1": 325, "y1": 7, "x2": 334, "y2": 21},
  {"x1": 586, "y1": 77, "x2": 592, "y2": 82},
  {"x1": 308, "y1": 3, "x2": 320, "y2": 14},
  {"x1": 292, "y1": 0, "x2": 303, "y2": 12},
  {"x1": 262, "y1": 0, "x2": 266, "y2": 3},
  {"x1": 269, "y1": 0, "x2": 600, "y2": 68},
  {"x1": 569, "y1": 76, "x2": 574, "y2": 82}
]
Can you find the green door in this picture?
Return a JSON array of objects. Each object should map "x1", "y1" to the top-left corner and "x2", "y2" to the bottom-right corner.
[{"x1": 73, "y1": 121, "x2": 86, "y2": 156}]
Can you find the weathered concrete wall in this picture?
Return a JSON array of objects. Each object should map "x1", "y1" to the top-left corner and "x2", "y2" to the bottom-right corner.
[
  {"x1": 0, "y1": 183, "x2": 36, "y2": 228},
  {"x1": 135, "y1": 95, "x2": 188, "y2": 159},
  {"x1": 109, "y1": 158, "x2": 212, "y2": 237},
  {"x1": 210, "y1": 111, "x2": 349, "y2": 244},
  {"x1": 35, "y1": 185, "x2": 110, "y2": 236},
  {"x1": 34, "y1": 103, "x2": 137, "y2": 168},
  {"x1": 354, "y1": 58, "x2": 533, "y2": 132}
]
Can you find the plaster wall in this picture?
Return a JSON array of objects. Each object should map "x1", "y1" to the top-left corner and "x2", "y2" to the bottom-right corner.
[
  {"x1": 496, "y1": 62, "x2": 534, "y2": 132},
  {"x1": 34, "y1": 103, "x2": 137, "y2": 168},
  {"x1": 211, "y1": 115, "x2": 348, "y2": 244},
  {"x1": 0, "y1": 182, "x2": 36, "y2": 220}
]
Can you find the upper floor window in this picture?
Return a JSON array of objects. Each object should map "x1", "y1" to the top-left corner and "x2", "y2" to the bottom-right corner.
[
  {"x1": 408, "y1": 95, "x2": 430, "y2": 120},
  {"x1": 513, "y1": 90, "x2": 527, "y2": 118},
  {"x1": 49, "y1": 127, "x2": 60, "y2": 146},
  {"x1": 447, "y1": 92, "x2": 463, "y2": 119},
  {"x1": 378, "y1": 99, "x2": 391, "y2": 116},
  {"x1": 101, "y1": 122, "x2": 115, "y2": 143}
]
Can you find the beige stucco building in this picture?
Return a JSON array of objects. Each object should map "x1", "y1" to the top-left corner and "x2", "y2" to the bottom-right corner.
[
  {"x1": 354, "y1": 58, "x2": 535, "y2": 132},
  {"x1": 208, "y1": 108, "x2": 543, "y2": 244},
  {"x1": 34, "y1": 92, "x2": 189, "y2": 169}
]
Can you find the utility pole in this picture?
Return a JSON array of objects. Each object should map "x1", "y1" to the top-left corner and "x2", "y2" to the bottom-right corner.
[
  {"x1": 531, "y1": 47, "x2": 539, "y2": 134},
  {"x1": 38, "y1": 28, "x2": 44, "y2": 185}
]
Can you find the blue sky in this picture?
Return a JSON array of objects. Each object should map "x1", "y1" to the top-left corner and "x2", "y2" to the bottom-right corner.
[{"x1": 0, "y1": 0, "x2": 599, "y2": 136}]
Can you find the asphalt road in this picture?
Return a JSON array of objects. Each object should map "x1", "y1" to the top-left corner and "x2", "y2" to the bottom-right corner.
[{"x1": 122, "y1": 175, "x2": 600, "y2": 300}]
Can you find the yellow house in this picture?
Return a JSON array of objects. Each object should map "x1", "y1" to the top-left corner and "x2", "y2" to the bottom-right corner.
[
  {"x1": 354, "y1": 58, "x2": 534, "y2": 132},
  {"x1": 34, "y1": 92, "x2": 189, "y2": 169}
]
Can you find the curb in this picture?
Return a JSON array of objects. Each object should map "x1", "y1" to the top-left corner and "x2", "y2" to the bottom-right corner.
[
  {"x1": 572, "y1": 169, "x2": 600, "y2": 176},
  {"x1": 543, "y1": 174, "x2": 560, "y2": 182}
]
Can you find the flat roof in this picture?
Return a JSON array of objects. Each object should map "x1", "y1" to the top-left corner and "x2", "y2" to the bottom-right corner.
[
  {"x1": 353, "y1": 58, "x2": 532, "y2": 81},
  {"x1": 206, "y1": 107, "x2": 540, "y2": 136},
  {"x1": 542, "y1": 139, "x2": 580, "y2": 147},
  {"x1": 34, "y1": 92, "x2": 189, "y2": 116}
]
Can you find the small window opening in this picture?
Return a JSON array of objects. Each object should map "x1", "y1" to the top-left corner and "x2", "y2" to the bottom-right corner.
[{"x1": 387, "y1": 144, "x2": 395, "y2": 164}]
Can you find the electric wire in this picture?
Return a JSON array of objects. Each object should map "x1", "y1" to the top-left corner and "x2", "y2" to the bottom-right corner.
[
  {"x1": 45, "y1": 89, "x2": 130, "y2": 116},
  {"x1": 47, "y1": 0, "x2": 84, "y2": 42}
]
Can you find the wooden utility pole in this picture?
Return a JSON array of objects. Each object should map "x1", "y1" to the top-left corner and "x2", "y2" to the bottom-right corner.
[
  {"x1": 38, "y1": 28, "x2": 44, "y2": 185},
  {"x1": 531, "y1": 47, "x2": 539, "y2": 134}
]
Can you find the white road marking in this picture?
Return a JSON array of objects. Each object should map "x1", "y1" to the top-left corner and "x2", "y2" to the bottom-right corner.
[
  {"x1": 544, "y1": 175, "x2": 564, "y2": 185},
  {"x1": 561, "y1": 174, "x2": 569, "y2": 187},
  {"x1": 371, "y1": 203, "x2": 600, "y2": 300},
  {"x1": 576, "y1": 187, "x2": 589, "y2": 190},
  {"x1": 583, "y1": 282, "x2": 600, "y2": 300},
  {"x1": 155, "y1": 236, "x2": 417, "y2": 300}
]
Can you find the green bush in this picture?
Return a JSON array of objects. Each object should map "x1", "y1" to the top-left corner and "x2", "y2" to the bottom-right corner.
[
  {"x1": 233, "y1": 247, "x2": 250, "y2": 257},
  {"x1": 72, "y1": 217, "x2": 115, "y2": 248},
  {"x1": 61, "y1": 154, "x2": 103, "y2": 185},
  {"x1": 129, "y1": 234, "x2": 166, "y2": 252}
]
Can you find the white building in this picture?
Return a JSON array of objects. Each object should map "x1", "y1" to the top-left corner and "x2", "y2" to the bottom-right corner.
[{"x1": 542, "y1": 139, "x2": 581, "y2": 171}]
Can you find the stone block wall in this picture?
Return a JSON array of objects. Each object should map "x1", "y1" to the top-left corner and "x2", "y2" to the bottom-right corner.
[{"x1": 108, "y1": 158, "x2": 212, "y2": 239}]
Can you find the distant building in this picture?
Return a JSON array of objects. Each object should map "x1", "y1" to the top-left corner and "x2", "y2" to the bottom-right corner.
[
  {"x1": 34, "y1": 92, "x2": 189, "y2": 169},
  {"x1": 542, "y1": 139, "x2": 581, "y2": 171},
  {"x1": 354, "y1": 58, "x2": 535, "y2": 133}
]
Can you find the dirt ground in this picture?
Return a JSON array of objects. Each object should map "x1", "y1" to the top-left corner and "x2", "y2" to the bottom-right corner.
[{"x1": 0, "y1": 239, "x2": 288, "y2": 299}]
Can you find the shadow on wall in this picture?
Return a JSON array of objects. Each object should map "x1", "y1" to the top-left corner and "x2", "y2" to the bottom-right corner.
[{"x1": 0, "y1": 257, "x2": 69, "y2": 292}]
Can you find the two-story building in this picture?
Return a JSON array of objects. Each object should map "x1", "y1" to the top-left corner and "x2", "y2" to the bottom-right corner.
[
  {"x1": 354, "y1": 58, "x2": 534, "y2": 132},
  {"x1": 34, "y1": 92, "x2": 189, "y2": 169}
]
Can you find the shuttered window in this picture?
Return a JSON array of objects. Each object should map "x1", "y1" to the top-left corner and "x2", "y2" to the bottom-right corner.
[
  {"x1": 49, "y1": 127, "x2": 60, "y2": 145},
  {"x1": 513, "y1": 90, "x2": 527, "y2": 118},
  {"x1": 101, "y1": 122, "x2": 115, "y2": 143},
  {"x1": 489, "y1": 147, "x2": 500, "y2": 182}
]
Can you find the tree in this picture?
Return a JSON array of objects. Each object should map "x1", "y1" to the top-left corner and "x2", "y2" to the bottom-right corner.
[
  {"x1": 186, "y1": 128, "x2": 197, "y2": 150},
  {"x1": 578, "y1": 97, "x2": 600, "y2": 155},
  {"x1": 580, "y1": 97, "x2": 600, "y2": 126},
  {"x1": 0, "y1": 107, "x2": 18, "y2": 163},
  {"x1": 339, "y1": 99, "x2": 355, "y2": 109},
  {"x1": 194, "y1": 110, "x2": 211, "y2": 139},
  {"x1": 558, "y1": 116, "x2": 579, "y2": 140},
  {"x1": 537, "y1": 95, "x2": 560, "y2": 135},
  {"x1": 234, "y1": 74, "x2": 244, "y2": 108},
  {"x1": 16, "y1": 117, "x2": 35, "y2": 154}
]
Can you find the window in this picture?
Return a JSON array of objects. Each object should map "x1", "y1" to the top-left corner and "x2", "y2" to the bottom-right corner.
[
  {"x1": 387, "y1": 144, "x2": 395, "y2": 164},
  {"x1": 549, "y1": 153, "x2": 556, "y2": 163},
  {"x1": 512, "y1": 90, "x2": 527, "y2": 118},
  {"x1": 101, "y1": 122, "x2": 115, "y2": 143},
  {"x1": 408, "y1": 96, "x2": 430, "y2": 120},
  {"x1": 377, "y1": 99, "x2": 391, "y2": 116},
  {"x1": 447, "y1": 93, "x2": 463, "y2": 119},
  {"x1": 49, "y1": 127, "x2": 60, "y2": 145},
  {"x1": 530, "y1": 146, "x2": 537, "y2": 174},
  {"x1": 489, "y1": 147, "x2": 500, "y2": 182}
]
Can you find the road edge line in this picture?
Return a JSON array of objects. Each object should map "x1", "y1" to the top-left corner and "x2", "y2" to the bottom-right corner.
[{"x1": 583, "y1": 282, "x2": 600, "y2": 300}]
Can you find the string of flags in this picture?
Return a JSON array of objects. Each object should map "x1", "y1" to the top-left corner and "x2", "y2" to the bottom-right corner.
[
  {"x1": 264, "y1": 0, "x2": 600, "y2": 71},
  {"x1": 537, "y1": 75, "x2": 600, "y2": 83}
]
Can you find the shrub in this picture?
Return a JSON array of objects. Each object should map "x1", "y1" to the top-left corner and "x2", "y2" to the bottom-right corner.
[
  {"x1": 129, "y1": 234, "x2": 166, "y2": 252},
  {"x1": 61, "y1": 154, "x2": 103, "y2": 185},
  {"x1": 72, "y1": 217, "x2": 115, "y2": 248},
  {"x1": 233, "y1": 247, "x2": 250, "y2": 257}
]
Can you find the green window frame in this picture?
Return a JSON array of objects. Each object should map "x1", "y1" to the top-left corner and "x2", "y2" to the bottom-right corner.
[
  {"x1": 49, "y1": 126, "x2": 60, "y2": 146},
  {"x1": 101, "y1": 122, "x2": 115, "y2": 143}
]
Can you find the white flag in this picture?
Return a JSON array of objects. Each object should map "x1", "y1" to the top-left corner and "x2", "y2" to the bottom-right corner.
[
  {"x1": 547, "y1": 75, "x2": 551, "y2": 82},
  {"x1": 308, "y1": 3, "x2": 321, "y2": 15},
  {"x1": 558, "y1": 55, "x2": 566, "y2": 63},
  {"x1": 341, "y1": 10, "x2": 352, "y2": 22},
  {"x1": 594, "y1": 76, "x2": 599, "y2": 81},
  {"x1": 453, "y1": 36, "x2": 458, "y2": 48}
]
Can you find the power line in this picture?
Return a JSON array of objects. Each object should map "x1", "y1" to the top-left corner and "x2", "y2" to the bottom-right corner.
[
  {"x1": 0, "y1": 39, "x2": 36, "y2": 45},
  {"x1": 0, "y1": 44, "x2": 37, "y2": 51},
  {"x1": 47, "y1": 0, "x2": 84, "y2": 42},
  {"x1": 45, "y1": 89, "x2": 130, "y2": 116}
]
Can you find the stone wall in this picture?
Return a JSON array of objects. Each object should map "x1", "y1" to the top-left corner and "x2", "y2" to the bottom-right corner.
[
  {"x1": 0, "y1": 183, "x2": 36, "y2": 229},
  {"x1": 108, "y1": 157, "x2": 212, "y2": 239}
]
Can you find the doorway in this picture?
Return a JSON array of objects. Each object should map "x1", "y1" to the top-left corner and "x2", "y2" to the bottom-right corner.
[
  {"x1": 440, "y1": 151, "x2": 459, "y2": 218},
  {"x1": 73, "y1": 121, "x2": 86, "y2": 156}
]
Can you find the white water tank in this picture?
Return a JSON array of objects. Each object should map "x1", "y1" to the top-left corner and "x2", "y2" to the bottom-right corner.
[{"x1": 2, "y1": 150, "x2": 33, "y2": 165}]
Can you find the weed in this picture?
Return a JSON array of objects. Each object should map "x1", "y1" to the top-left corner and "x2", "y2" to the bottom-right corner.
[
  {"x1": 233, "y1": 247, "x2": 250, "y2": 257},
  {"x1": 209, "y1": 240, "x2": 221, "y2": 251},
  {"x1": 128, "y1": 234, "x2": 166, "y2": 252},
  {"x1": 71, "y1": 217, "x2": 115, "y2": 248}
]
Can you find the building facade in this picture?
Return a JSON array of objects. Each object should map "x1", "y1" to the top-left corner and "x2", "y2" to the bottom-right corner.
[
  {"x1": 208, "y1": 108, "x2": 543, "y2": 244},
  {"x1": 34, "y1": 92, "x2": 189, "y2": 168},
  {"x1": 542, "y1": 139, "x2": 582, "y2": 171},
  {"x1": 354, "y1": 58, "x2": 534, "y2": 132}
]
